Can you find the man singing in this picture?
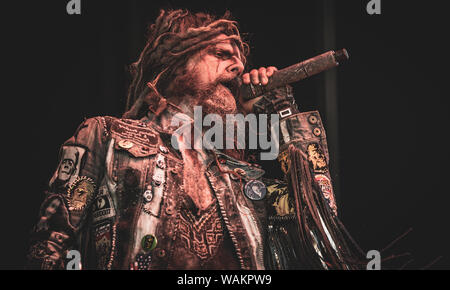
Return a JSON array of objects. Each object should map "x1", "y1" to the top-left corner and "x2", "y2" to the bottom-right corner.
[{"x1": 27, "y1": 9, "x2": 363, "y2": 270}]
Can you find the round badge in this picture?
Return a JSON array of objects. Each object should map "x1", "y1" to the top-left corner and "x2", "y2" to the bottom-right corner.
[
  {"x1": 143, "y1": 190, "x2": 153, "y2": 203},
  {"x1": 244, "y1": 180, "x2": 267, "y2": 201},
  {"x1": 141, "y1": 234, "x2": 157, "y2": 252},
  {"x1": 118, "y1": 139, "x2": 134, "y2": 149},
  {"x1": 67, "y1": 176, "x2": 96, "y2": 211}
]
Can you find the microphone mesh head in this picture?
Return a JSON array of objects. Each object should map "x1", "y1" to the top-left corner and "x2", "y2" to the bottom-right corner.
[{"x1": 335, "y1": 49, "x2": 350, "y2": 63}]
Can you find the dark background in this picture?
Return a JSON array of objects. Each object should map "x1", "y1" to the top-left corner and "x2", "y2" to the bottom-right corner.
[{"x1": 2, "y1": 0, "x2": 449, "y2": 269}]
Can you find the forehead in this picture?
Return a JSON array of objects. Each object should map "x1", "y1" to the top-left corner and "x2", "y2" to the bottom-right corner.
[{"x1": 210, "y1": 34, "x2": 242, "y2": 58}]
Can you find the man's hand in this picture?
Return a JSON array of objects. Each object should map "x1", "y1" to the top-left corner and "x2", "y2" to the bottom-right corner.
[
  {"x1": 242, "y1": 66, "x2": 278, "y2": 86},
  {"x1": 239, "y1": 66, "x2": 298, "y2": 117},
  {"x1": 239, "y1": 67, "x2": 278, "y2": 114}
]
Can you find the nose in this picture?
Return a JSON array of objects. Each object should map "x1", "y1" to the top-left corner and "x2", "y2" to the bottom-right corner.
[{"x1": 228, "y1": 56, "x2": 244, "y2": 76}]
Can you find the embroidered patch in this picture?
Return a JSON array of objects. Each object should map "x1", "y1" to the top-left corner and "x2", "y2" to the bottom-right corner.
[
  {"x1": 277, "y1": 150, "x2": 291, "y2": 174},
  {"x1": 111, "y1": 119, "x2": 158, "y2": 146},
  {"x1": 36, "y1": 197, "x2": 62, "y2": 232},
  {"x1": 244, "y1": 180, "x2": 267, "y2": 201},
  {"x1": 314, "y1": 174, "x2": 337, "y2": 215},
  {"x1": 92, "y1": 186, "x2": 116, "y2": 224},
  {"x1": 266, "y1": 183, "x2": 293, "y2": 216},
  {"x1": 178, "y1": 198, "x2": 224, "y2": 261},
  {"x1": 94, "y1": 222, "x2": 111, "y2": 269},
  {"x1": 28, "y1": 241, "x2": 64, "y2": 269},
  {"x1": 306, "y1": 143, "x2": 328, "y2": 173},
  {"x1": 49, "y1": 146, "x2": 86, "y2": 189},
  {"x1": 67, "y1": 176, "x2": 95, "y2": 211},
  {"x1": 28, "y1": 241, "x2": 49, "y2": 260}
]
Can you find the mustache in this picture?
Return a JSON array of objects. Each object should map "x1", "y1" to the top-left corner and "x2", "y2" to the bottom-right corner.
[
  {"x1": 197, "y1": 77, "x2": 239, "y2": 106},
  {"x1": 169, "y1": 72, "x2": 240, "y2": 105}
]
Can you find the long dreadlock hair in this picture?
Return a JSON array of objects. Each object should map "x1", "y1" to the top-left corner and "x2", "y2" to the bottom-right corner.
[{"x1": 123, "y1": 9, "x2": 250, "y2": 119}]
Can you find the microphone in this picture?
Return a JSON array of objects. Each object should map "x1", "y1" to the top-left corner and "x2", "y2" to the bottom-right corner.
[{"x1": 239, "y1": 48, "x2": 349, "y2": 100}]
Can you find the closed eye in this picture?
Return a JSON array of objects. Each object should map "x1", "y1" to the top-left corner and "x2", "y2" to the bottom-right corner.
[{"x1": 215, "y1": 49, "x2": 233, "y2": 60}]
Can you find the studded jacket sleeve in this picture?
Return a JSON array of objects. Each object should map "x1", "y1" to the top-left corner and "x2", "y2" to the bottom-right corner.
[
  {"x1": 276, "y1": 111, "x2": 337, "y2": 215},
  {"x1": 26, "y1": 117, "x2": 108, "y2": 269},
  {"x1": 263, "y1": 109, "x2": 367, "y2": 270},
  {"x1": 261, "y1": 111, "x2": 339, "y2": 268},
  {"x1": 251, "y1": 86, "x2": 337, "y2": 214}
]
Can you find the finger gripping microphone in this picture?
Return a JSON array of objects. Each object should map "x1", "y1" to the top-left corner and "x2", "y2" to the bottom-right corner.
[{"x1": 239, "y1": 48, "x2": 349, "y2": 100}]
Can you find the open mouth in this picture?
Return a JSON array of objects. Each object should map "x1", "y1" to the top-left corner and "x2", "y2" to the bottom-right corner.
[{"x1": 220, "y1": 79, "x2": 239, "y2": 96}]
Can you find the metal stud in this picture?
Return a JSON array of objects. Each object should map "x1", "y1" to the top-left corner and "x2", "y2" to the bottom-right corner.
[
  {"x1": 313, "y1": 127, "x2": 322, "y2": 137},
  {"x1": 157, "y1": 249, "x2": 166, "y2": 258},
  {"x1": 165, "y1": 206, "x2": 174, "y2": 215},
  {"x1": 308, "y1": 115, "x2": 318, "y2": 124}
]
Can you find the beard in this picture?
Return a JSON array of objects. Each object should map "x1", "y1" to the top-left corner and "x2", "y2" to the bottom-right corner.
[
  {"x1": 168, "y1": 70, "x2": 239, "y2": 117},
  {"x1": 166, "y1": 69, "x2": 247, "y2": 161},
  {"x1": 198, "y1": 83, "x2": 238, "y2": 116}
]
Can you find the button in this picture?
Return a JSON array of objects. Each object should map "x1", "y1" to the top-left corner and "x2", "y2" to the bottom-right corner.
[
  {"x1": 141, "y1": 234, "x2": 157, "y2": 252},
  {"x1": 118, "y1": 139, "x2": 134, "y2": 149},
  {"x1": 153, "y1": 179, "x2": 162, "y2": 186},
  {"x1": 165, "y1": 206, "x2": 174, "y2": 215},
  {"x1": 143, "y1": 190, "x2": 153, "y2": 203},
  {"x1": 170, "y1": 168, "x2": 178, "y2": 175},
  {"x1": 313, "y1": 128, "x2": 321, "y2": 136},
  {"x1": 159, "y1": 145, "x2": 168, "y2": 154},
  {"x1": 157, "y1": 249, "x2": 166, "y2": 258},
  {"x1": 244, "y1": 180, "x2": 267, "y2": 201},
  {"x1": 156, "y1": 159, "x2": 166, "y2": 169},
  {"x1": 308, "y1": 115, "x2": 318, "y2": 124}
]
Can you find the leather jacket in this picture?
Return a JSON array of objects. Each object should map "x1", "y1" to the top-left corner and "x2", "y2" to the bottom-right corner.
[{"x1": 26, "y1": 110, "x2": 337, "y2": 270}]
